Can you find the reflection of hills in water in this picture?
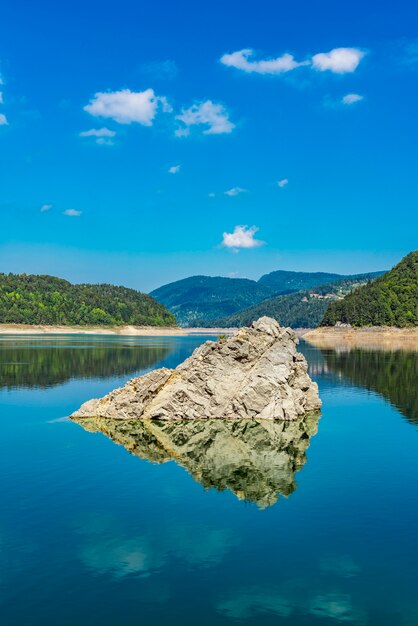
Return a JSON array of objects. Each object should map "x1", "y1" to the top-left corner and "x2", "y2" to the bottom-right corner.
[
  {"x1": 0, "y1": 339, "x2": 172, "y2": 389},
  {"x1": 321, "y1": 348, "x2": 418, "y2": 426},
  {"x1": 72, "y1": 415, "x2": 320, "y2": 508}
]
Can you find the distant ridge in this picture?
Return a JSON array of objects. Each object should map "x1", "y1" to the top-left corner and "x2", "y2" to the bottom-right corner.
[
  {"x1": 150, "y1": 275, "x2": 276, "y2": 326},
  {"x1": 0, "y1": 273, "x2": 176, "y2": 327},
  {"x1": 151, "y1": 271, "x2": 384, "y2": 327},
  {"x1": 322, "y1": 251, "x2": 418, "y2": 327},
  {"x1": 198, "y1": 273, "x2": 384, "y2": 329},
  {"x1": 258, "y1": 270, "x2": 346, "y2": 292}
]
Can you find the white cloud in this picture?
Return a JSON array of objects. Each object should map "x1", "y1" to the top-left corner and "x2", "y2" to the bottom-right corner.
[
  {"x1": 0, "y1": 76, "x2": 8, "y2": 125},
  {"x1": 342, "y1": 93, "x2": 364, "y2": 105},
  {"x1": 80, "y1": 127, "x2": 116, "y2": 138},
  {"x1": 312, "y1": 48, "x2": 365, "y2": 73},
  {"x1": 224, "y1": 187, "x2": 247, "y2": 197},
  {"x1": 168, "y1": 164, "x2": 181, "y2": 174},
  {"x1": 277, "y1": 178, "x2": 289, "y2": 188},
  {"x1": 84, "y1": 88, "x2": 171, "y2": 125},
  {"x1": 221, "y1": 47, "x2": 365, "y2": 77},
  {"x1": 174, "y1": 127, "x2": 190, "y2": 138},
  {"x1": 176, "y1": 100, "x2": 235, "y2": 136},
  {"x1": 80, "y1": 127, "x2": 116, "y2": 145},
  {"x1": 40, "y1": 204, "x2": 52, "y2": 212},
  {"x1": 63, "y1": 209, "x2": 82, "y2": 217},
  {"x1": 222, "y1": 225, "x2": 264, "y2": 251},
  {"x1": 220, "y1": 48, "x2": 308, "y2": 74}
]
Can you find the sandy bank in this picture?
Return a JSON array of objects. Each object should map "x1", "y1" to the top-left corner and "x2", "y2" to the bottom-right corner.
[
  {"x1": 303, "y1": 326, "x2": 418, "y2": 351},
  {"x1": 0, "y1": 324, "x2": 234, "y2": 336}
]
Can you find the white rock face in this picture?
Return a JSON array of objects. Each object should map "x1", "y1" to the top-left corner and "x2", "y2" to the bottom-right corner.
[{"x1": 71, "y1": 317, "x2": 321, "y2": 421}]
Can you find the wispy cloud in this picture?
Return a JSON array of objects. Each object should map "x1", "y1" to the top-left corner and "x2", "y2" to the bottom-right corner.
[
  {"x1": 224, "y1": 187, "x2": 247, "y2": 197},
  {"x1": 80, "y1": 127, "x2": 116, "y2": 145},
  {"x1": 63, "y1": 209, "x2": 82, "y2": 217},
  {"x1": 40, "y1": 204, "x2": 52, "y2": 212},
  {"x1": 277, "y1": 178, "x2": 289, "y2": 188},
  {"x1": 84, "y1": 88, "x2": 171, "y2": 125},
  {"x1": 341, "y1": 93, "x2": 364, "y2": 105},
  {"x1": 168, "y1": 164, "x2": 181, "y2": 174},
  {"x1": 222, "y1": 225, "x2": 264, "y2": 251},
  {"x1": 221, "y1": 46, "x2": 365, "y2": 76},
  {"x1": 312, "y1": 48, "x2": 365, "y2": 73},
  {"x1": 220, "y1": 49, "x2": 308, "y2": 74},
  {"x1": 0, "y1": 76, "x2": 8, "y2": 125},
  {"x1": 208, "y1": 192, "x2": 216, "y2": 197},
  {"x1": 176, "y1": 100, "x2": 235, "y2": 136}
]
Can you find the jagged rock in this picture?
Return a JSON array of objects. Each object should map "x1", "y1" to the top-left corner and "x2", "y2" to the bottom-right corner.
[
  {"x1": 71, "y1": 317, "x2": 321, "y2": 421},
  {"x1": 71, "y1": 415, "x2": 320, "y2": 508}
]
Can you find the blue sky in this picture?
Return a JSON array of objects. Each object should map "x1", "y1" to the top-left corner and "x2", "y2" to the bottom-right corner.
[{"x1": 0, "y1": 0, "x2": 417, "y2": 291}]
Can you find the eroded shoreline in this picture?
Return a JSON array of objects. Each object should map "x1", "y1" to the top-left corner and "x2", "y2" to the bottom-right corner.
[
  {"x1": 303, "y1": 326, "x2": 418, "y2": 350},
  {"x1": 0, "y1": 324, "x2": 232, "y2": 336}
]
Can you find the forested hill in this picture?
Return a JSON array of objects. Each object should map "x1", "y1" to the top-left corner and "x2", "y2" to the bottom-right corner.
[
  {"x1": 149, "y1": 271, "x2": 382, "y2": 327},
  {"x1": 201, "y1": 273, "x2": 383, "y2": 329},
  {"x1": 0, "y1": 273, "x2": 177, "y2": 326},
  {"x1": 322, "y1": 251, "x2": 418, "y2": 327},
  {"x1": 149, "y1": 275, "x2": 277, "y2": 326},
  {"x1": 258, "y1": 270, "x2": 346, "y2": 292}
]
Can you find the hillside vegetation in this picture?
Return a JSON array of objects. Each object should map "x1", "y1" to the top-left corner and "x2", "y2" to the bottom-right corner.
[
  {"x1": 203, "y1": 273, "x2": 382, "y2": 329},
  {"x1": 0, "y1": 273, "x2": 177, "y2": 327},
  {"x1": 150, "y1": 275, "x2": 277, "y2": 326},
  {"x1": 322, "y1": 251, "x2": 418, "y2": 327},
  {"x1": 150, "y1": 270, "x2": 381, "y2": 327},
  {"x1": 258, "y1": 270, "x2": 346, "y2": 292}
]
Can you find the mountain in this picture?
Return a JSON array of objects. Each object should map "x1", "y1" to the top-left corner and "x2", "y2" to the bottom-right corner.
[
  {"x1": 322, "y1": 251, "x2": 418, "y2": 327},
  {"x1": 150, "y1": 270, "x2": 384, "y2": 327},
  {"x1": 204, "y1": 273, "x2": 383, "y2": 329},
  {"x1": 149, "y1": 275, "x2": 276, "y2": 326},
  {"x1": 258, "y1": 270, "x2": 346, "y2": 292},
  {"x1": 0, "y1": 273, "x2": 176, "y2": 327}
]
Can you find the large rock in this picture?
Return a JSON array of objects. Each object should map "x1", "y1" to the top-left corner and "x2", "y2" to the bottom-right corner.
[{"x1": 71, "y1": 317, "x2": 321, "y2": 421}]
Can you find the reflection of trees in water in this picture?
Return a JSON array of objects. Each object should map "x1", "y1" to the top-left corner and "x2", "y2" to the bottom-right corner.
[
  {"x1": 322, "y1": 348, "x2": 418, "y2": 426},
  {"x1": 73, "y1": 415, "x2": 320, "y2": 508},
  {"x1": 0, "y1": 340, "x2": 172, "y2": 389}
]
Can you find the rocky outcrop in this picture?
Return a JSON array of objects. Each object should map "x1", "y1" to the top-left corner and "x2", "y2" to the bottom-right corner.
[
  {"x1": 72, "y1": 415, "x2": 320, "y2": 508},
  {"x1": 71, "y1": 317, "x2": 321, "y2": 421}
]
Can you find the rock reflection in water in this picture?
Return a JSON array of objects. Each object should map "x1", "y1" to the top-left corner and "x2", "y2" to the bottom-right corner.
[{"x1": 72, "y1": 415, "x2": 320, "y2": 508}]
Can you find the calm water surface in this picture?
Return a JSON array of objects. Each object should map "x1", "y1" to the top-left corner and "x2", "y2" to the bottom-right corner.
[{"x1": 1, "y1": 335, "x2": 418, "y2": 625}]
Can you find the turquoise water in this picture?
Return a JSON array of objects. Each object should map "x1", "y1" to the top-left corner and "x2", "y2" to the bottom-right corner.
[{"x1": 1, "y1": 335, "x2": 418, "y2": 625}]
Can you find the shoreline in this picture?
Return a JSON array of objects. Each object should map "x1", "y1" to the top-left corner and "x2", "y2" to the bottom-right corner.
[
  {"x1": 303, "y1": 326, "x2": 418, "y2": 350},
  {"x1": 0, "y1": 324, "x2": 235, "y2": 337}
]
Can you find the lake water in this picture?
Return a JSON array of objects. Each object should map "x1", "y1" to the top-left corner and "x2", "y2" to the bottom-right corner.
[{"x1": 1, "y1": 335, "x2": 418, "y2": 625}]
